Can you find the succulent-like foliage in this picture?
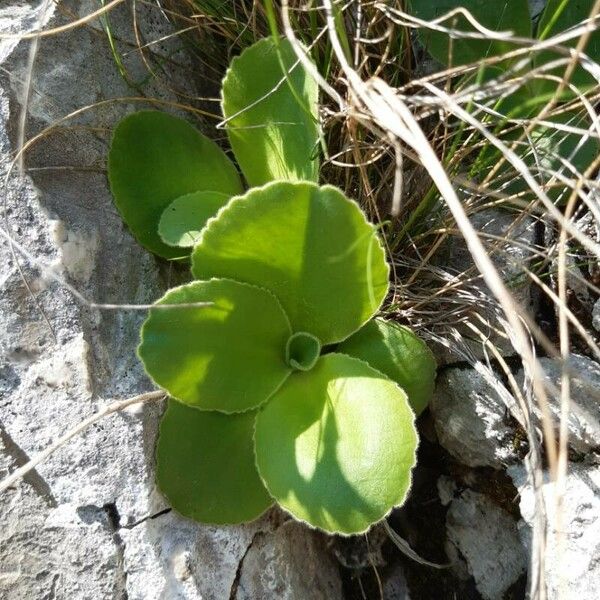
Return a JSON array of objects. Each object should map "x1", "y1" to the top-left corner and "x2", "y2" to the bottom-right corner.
[
  {"x1": 108, "y1": 111, "x2": 242, "y2": 258},
  {"x1": 191, "y1": 181, "x2": 389, "y2": 343},
  {"x1": 222, "y1": 37, "x2": 320, "y2": 186},
  {"x1": 108, "y1": 36, "x2": 437, "y2": 535},
  {"x1": 338, "y1": 319, "x2": 437, "y2": 416}
]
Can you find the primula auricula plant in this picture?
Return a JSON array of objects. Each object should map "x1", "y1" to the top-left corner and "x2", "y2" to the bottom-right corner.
[{"x1": 108, "y1": 36, "x2": 436, "y2": 535}]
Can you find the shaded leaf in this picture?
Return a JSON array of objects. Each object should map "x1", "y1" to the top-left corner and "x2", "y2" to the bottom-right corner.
[
  {"x1": 159, "y1": 190, "x2": 232, "y2": 248},
  {"x1": 222, "y1": 37, "x2": 320, "y2": 186},
  {"x1": 108, "y1": 111, "x2": 242, "y2": 258},
  {"x1": 502, "y1": 111, "x2": 599, "y2": 204},
  {"x1": 535, "y1": 0, "x2": 600, "y2": 93},
  {"x1": 192, "y1": 181, "x2": 389, "y2": 344},
  {"x1": 338, "y1": 319, "x2": 437, "y2": 415},
  {"x1": 254, "y1": 353, "x2": 418, "y2": 535},
  {"x1": 408, "y1": 0, "x2": 531, "y2": 67},
  {"x1": 157, "y1": 400, "x2": 272, "y2": 524},
  {"x1": 138, "y1": 279, "x2": 292, "y2": 413}
]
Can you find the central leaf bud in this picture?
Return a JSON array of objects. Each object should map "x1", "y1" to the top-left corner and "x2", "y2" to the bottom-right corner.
[{"x1": 285, "y1": 332, "x2": 321, "y2": 371}]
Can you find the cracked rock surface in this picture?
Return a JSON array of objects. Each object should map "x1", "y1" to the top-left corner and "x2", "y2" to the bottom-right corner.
[{"x1": 0, "y1": 2, "x2": 342, "y2": 598}]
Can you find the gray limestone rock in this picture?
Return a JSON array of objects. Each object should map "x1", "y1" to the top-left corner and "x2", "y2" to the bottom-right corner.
[
  {"x1": 235, "y1": 521, "x2": 343, "y2": 600},
  {"x1": 517, "y1": 355, "x2": 600, "y2": 454},
  {"x1": 0, "y1": 2, "x2": 342, "y2": 599},
  {"x1": 430, "y1": 367, "x2": 519, "y2": 468},
  {"x1": 446, "y1": 489, "x2": 526, "y2": 600},
  {"x1": 510, "y1": 460, "x2": 600, "y2": 600}
]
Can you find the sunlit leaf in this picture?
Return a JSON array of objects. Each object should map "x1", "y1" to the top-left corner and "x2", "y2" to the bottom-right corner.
[
  {"x1": 157, "y1": 400, "x2": 272, "y2": 524},
  {"x1": 222, "y1": 37, "x2": 320, "y2": 186},
  {"x1": 158, "y1": 191, "x2": 232, "y2": 248},
  {"x1": 138, "y1": 279, "x2": 292, "y2": 413},
  {"x1": 192, "y1": 181, "x2": 389, "y2": 344},
  {"x1": 254, "y1": 353, "x2": 418, "y2": 535},
  {"x1": 408, "y1": 0, "x2": 531, "y2": 67},
  {"x1": 108, "y1": 111, "x2": 242, "y2": 258},
  {"x1": 338, "y1": 319, "x2": 437, "y2": 415}
]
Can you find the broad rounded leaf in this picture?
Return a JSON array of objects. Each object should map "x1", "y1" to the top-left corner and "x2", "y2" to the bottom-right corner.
[
  {"x1": 108, "y1": 111, "x2": 243, "y2": 258},
  {"x1": 337, "y1": 319, "x2": 437, "y2": 415},
  {"x1": 254, "y1": 353, "x2": 418, "y2": 535},
  {"x1": 222, "y1": 37, "x2": 320, "y2": 186},
  {"x1": 157, "y1": 400, "x2": 272, "y2": 524},
  {"x1": 192, "y1": 181, "x2": 390, "y2": 344},
  {"x1": 159, "y1": 191, "x2": 232, "y2": 248},
  {"x1": 535, "y1": 0, "x2": 600, "y2": 94},
  {"x1": 138, "y1": 279, "x2": 292, "y2": 413},
  {"x1": 408, "y1": 0, "x2": 531, "y2": 67}
]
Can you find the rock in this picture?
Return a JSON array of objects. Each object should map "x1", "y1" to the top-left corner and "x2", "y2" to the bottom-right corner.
[
  {"x1": 516, "y1": 355, "x2": 600, "y2": 454},
  {"x1": 430, "y1": 367, "x2": 519, "y2": 468},
  {"x1": 121, "y1": 507, "x2": 272, "y2": 600},
  {"x1": 234, "y1": 521, "x2": 343, "y2": 600},
  {"x1": 445, "y1": 488, "x2": 527, "y2": 600},
  {"x1": 593, "y1": 298, "x2": 600, "y2": 332},
  {"x1": 0, "y1": 3, "x2": 342, "y2": 599},
  {"x1": 509, "y1": 460, "x2": 600, "y2": 599},
  {"x1": 382, "y1": 564, "x2": 411, "y2": 600}
]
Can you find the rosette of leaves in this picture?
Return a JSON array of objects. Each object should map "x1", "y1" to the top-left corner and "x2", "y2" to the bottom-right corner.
[
  {"x1": 107, "y1": 36, "x2": 436, "y2": 535},
  {"x1": 139, "y1": 180, "x2": 435, "y2": 534}
]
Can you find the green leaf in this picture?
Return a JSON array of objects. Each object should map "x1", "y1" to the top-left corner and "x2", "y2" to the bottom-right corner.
[
  {"x1": 192, "y1": 181, "x2": 389, "y2": 344},
  {"x1": 157, "y1": 400, "x2": 272, "y2": 524},
  {"x1": 408, "y1": 0, "x2": 531, "y2": 67},
  {"x1": 285, "y1": 331, "x2": 321, "y2": 371},
  {"x1": 254, "y1": 353, "x2": 418, "y2": 535},
  {"x1": 338, "y1": 319, "x2": 437, "y2": 416},
  {"x1": 158, "y1": 191, "x2": 232, "y2": 248},
  {"x1": 221, "y1": 37, "x2": 320, "y2": 186},
  {"x1": 108, "y1": 111, "x2": 243, "y2": 258},
  {"x1": 502, "y1": 111, "x2": 599, "y2": 204},
  {"x1": 535, "y1": 0, "x2": 600, "y2": 94},
  {"x1": 138, "y1": 279, "x2": 292, "y2": 413}
]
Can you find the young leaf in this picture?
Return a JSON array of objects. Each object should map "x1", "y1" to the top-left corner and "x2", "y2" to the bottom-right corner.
[
  {"x1": 254, "y1": 353, "x2": 418, "y2": 535},
  {"x1": 108, "y1": 111, "x2": 243, "y2": 258},
  {"x1": 157, "y1": 400, "x2": 272, "y2": 524},
  {"x1": 158, "y1": 190, "x2": 232, "y2": 248},
  {"x1": 337, "y1": 319, "x2": 437, "y2": 416},
  {"x1": 285, "y1": 331, "x2": 321, "y2": 371},
  {"x1": 408, "y1": 0, "x2": 531, "y2": 67},
  {"x1": 221, "y1": 37, "x2": 320, "y2": 186},
  {"x1": 192, "y1": 181, "x2": 390, "y2": 345},
  {"x1": 138, "y1": 279, "x2": 292, "y2": 413}
]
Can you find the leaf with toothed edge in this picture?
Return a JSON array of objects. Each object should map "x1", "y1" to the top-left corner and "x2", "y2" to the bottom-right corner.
[
  {"x1": 222, "y1": 36, "x2": 320, "y2": 186},
  {"x1": 191, "y1": 181, "x2": 390, "y2": 345},
  {"x1": 138, "y1": 278, "x2": 293, "y2": 413},
  {"x1": 108, "y1": 111, "x2": 242, "y2": 259},
  {"x1": 159, "y1": 191, "x2": 233, "y2": 248},
  {"x1": 337, "y1": 319, "x2": 437, "y2": 415},
  {"x1": 157, "y1": 400, "x2": 273, "y2": 524},
  {"x1": 254, "y1": 353, "x2": 418, "y2": 535}
]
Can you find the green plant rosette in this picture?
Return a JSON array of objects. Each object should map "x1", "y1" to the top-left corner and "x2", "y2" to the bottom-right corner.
[{"x1": 139, "y1": 181, "x2": 430, "y2": 534}]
